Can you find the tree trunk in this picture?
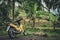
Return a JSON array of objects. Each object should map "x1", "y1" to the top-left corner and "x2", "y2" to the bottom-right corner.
[
  {"x1": 48, "y1": 8, "x2": 50, "y2": 13},
  {"x1": 33, "y1": 18, "x2": 35, "y2": 27},
  {"x1": 38, "y1": 19, "x2": 40, "y2": 27},
  {"x1": 32, "y1": 16, "x2": 35, "y2": 27},
  {"x1": 12, "y1": 0, "x2": 15, "y2": 20},
  {"x1": 53, "y1": 21, "x2": 56, "y2": 31}
]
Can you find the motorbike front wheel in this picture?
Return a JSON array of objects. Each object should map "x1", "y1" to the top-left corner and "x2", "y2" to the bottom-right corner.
[{"x1": 8, "y1": 28, "x2": 16, "y2": 39}]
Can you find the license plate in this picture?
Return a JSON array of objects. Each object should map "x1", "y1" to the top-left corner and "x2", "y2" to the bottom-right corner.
[{"x1": 6, "y1": 26, "x2": 10, "y2": 31}]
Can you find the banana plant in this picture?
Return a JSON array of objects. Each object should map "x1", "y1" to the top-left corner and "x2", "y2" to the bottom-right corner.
[{"x1": 32, "y1": 2, "x2": 37, "y2": 27}]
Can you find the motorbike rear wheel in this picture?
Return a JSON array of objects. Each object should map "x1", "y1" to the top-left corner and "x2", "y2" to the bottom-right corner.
[{"x1": 8, "y1": 28, "x2": 16, "y2": 39}]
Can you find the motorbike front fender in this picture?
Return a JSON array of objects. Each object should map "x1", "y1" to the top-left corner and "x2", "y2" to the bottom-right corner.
[{"x1": 6, "y1": 26, "x2": 10, "y2": 31}]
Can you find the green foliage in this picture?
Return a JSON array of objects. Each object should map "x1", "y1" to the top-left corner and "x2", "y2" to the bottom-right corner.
[
  {"x1": 33, "y1": 2, "x2": 37, "y2": 14},
  {"x1": 23, "y1": 1, "x2": 31, "y2": 12},
  {"x1": 36, "y1": 11, "x2": 46, "y2": 19},
  {"x1": 0, "y1": 31, "x2": 7, "y2": 36},
  {"x1": 41, "y1": 23, "x2": 52, "y2": 27},
  {"x1": 36, "y1": 11, "x2": 46, "y2": 15},
  {"x1": 14, "y1": 7, "x2": 20, "y2": 18},
  {"x1": 39, "y1": 11, "x2": 46, "y2": 15},
  {"x1": 49, "y1": 13, "x2": 56, "y2": 22}
]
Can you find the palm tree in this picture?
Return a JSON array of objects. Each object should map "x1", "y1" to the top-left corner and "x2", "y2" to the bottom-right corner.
[{"x1": 12, "y1": 0, "x2": 15, "y2": 20}]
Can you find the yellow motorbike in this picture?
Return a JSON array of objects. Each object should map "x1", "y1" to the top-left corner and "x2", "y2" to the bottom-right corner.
[{"x1": 6, "y1": 18, "x2": 25, "y2": 39}]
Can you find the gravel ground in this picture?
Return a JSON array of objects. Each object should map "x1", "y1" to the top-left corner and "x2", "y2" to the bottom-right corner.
[{"x1": 0, "y1": 36, "x2": 60, "y2": 40}]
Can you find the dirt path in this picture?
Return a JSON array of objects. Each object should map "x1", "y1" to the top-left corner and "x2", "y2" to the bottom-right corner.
[{"x1": 0, "y1": 36, "x2": 60, "y2": 40}]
